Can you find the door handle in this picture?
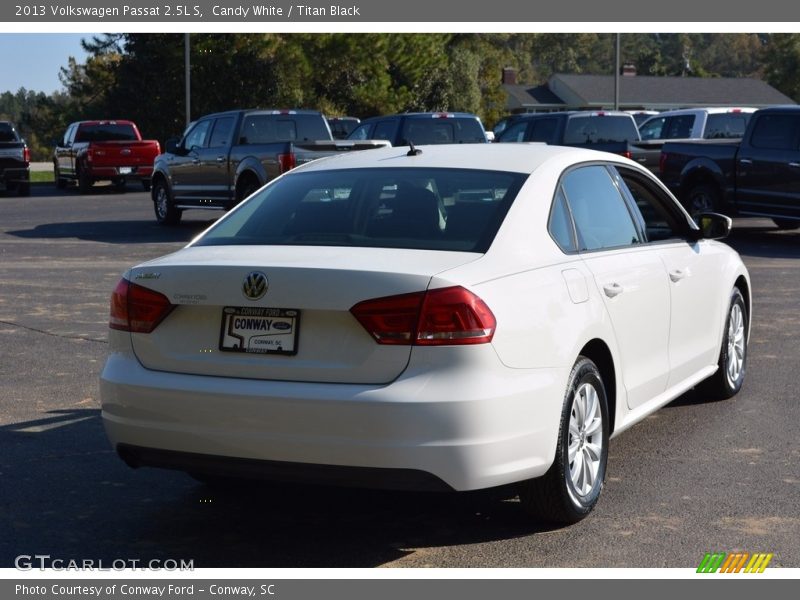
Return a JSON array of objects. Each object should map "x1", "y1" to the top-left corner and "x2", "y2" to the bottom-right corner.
[
  {"x1": 603, "y1": 283, "x2": 623, "y2": 298},
  {"x1": 216, "y1": 156, "x2": 226, "y2": 163},
  {"x1": 669, "y1": 269, "x2": 687, "y2": 283},
  {"x1": 789, "y1": 162, "x2": 800, "y2": 168},
  {"x1": 191, "y1": 158, "x2": 200, "y2": 165},
  {"x1": 739, "y1": 158, "x2": 753, "y2": 165}
]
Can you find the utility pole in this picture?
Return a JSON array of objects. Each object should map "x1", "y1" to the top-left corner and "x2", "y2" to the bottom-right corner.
[
  {"x1": 185, "y1": 33, "x2": 191, "y2": 127},
  {"x1": 614, "y1": 33, "x2": 620, "y2": 111}
]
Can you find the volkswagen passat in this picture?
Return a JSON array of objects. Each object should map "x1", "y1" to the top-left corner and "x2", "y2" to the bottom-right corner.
[{"x1": 100, "y1": 144, "x2": 750, "y2": 523}]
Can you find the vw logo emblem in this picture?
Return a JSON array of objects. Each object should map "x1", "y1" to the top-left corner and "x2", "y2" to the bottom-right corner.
[{"x1": 242, "y1": 271, "x2": 268, "y2": 301}]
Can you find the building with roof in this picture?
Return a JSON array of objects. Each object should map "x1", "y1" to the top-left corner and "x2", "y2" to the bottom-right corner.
[{"x1": 501, "y1": 68, "x2": 795, "y2": 113}]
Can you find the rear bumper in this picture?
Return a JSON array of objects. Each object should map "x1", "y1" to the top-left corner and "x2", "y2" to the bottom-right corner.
[
  {"x1": 1, "y1": 166, "x2": 30, "y2": 187},
  {"x1": 100, "y1": 339, "x2": 566, "y2": 492},
  {"x1": 88, "y1": 165, "x2": 154, "y2": 180}
]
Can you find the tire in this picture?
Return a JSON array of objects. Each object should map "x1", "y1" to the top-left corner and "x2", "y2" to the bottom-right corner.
[
  {"x1": 78, "y1": 167, "x2": 92, "y2": 194},
  {"x1": 113, "y1": 178, "x2": 127, "y2": 193},
  {"x1": 54, "y1": 164, "x2": 66, "y2": 189},
  {"x1": 518, "y1": 357, "x2": 610, "y2": 524},
  {"x1": 235, "y1": 176, "x2": 260, "y2": 205},
  {"x1": 153, "y1": 179, "x2": 182, "y2": 225},
  {"x1": 684, "y1": 183, "x2": 720, "y2": 217},
  {"x1": 699, "y1": 287, "x2": 748, "y2": 400},
  {"x1": 772, "y1": 218, "x2": 800, "y2": 231}
]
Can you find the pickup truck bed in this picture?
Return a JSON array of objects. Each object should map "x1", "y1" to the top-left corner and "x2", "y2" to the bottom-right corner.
[{"x1": 660, "y1": 106, "x2": 800, "y2": 228}]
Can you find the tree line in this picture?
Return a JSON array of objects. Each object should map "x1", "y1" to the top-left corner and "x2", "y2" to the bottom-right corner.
[{"x1": 3, "y1": 33, "x2": 800, "y2": 161}]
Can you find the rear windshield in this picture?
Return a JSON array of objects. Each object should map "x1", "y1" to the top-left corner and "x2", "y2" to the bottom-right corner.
[
  {"x1": 564, "y1": 116, "x2": 639, "y2": 144},
  {"x1": 75, "y1": 123, "x2": 138, "y2": 142},
  {"x1": 0, "y1": 122, "x2": 20, "y2": 143},
  {"x1": 399, "y1": 118, "x2": 486, "y2": 144},
  {"x1": 240, "y1": 114, "x2": 331, "y2": 143},
  {"x1": 195, "y1": 167, "x2": 527, "y2": 253},
  {"x1": 704, "y1": 113, "x2": 752, "y2": 139}
]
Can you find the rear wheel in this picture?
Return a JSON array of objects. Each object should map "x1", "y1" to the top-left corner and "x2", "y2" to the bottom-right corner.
[
  {"x1": 235, "y1": 175, "x2": 260, "y2": 205},
  {"x1": 113, "y1": 178, "x2": 127, "y2": 193},
  {"x1": 77, "y1": 167, "x2": 92, "y2": 194},
  {"x1": 684, "y1": 183, "x2": 720, "y2": 217},
  {"x1": 699, "y1": 287, "x2": 747, "y2": 400},
  {"x1": 772, "y1": 218, "x2": 800, "y2": 231},
  {"x1": 519, "y1": 357, "x2": 609, "y2": 524},
  {"x1": 153, "y1": 179, "x2": 182, "y2": 225}
]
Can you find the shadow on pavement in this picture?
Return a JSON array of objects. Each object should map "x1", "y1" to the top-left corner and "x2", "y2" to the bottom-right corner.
[
  {"x1": 725, "y1": 220, "x2": 800, "y2": 260},
  {"x1": 6, "y1": 220, "x2": 213, "y2": 244},
  {"x1": 0, "y1": 409, "x2": 561, "y2": 568}
]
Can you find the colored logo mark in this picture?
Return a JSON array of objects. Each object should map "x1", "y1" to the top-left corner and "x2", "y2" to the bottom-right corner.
[{"x1": 697, "y1": 552, "x2": 773, "y2": 573}]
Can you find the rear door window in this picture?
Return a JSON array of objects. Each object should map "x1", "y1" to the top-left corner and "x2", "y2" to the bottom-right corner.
[
  {"x1": 663, "y1": 115, "x2": 695, "y2": 139},
  {"x1": 560, "y1": 165, "x2": 641, "y2": 251},
  {"x1": 529, "y1": 118, "x2": 558, "y2": 143},
  {"x1": 208, "y1": 117, "x2": 235, "y2": 148},
  {"x1": 749, "y1": 114, "x2": 800, "y2": 150},
  {"x1": 372, "y1": 120, "x2": 398, "y2": 142}
]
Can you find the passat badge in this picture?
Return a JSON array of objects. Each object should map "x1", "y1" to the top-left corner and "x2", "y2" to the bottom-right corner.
[{"x1": 242, "y1": 272, "x2": 268, "y2": 301}]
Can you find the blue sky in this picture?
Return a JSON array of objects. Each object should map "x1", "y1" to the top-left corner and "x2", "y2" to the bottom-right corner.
[{"x1": 0, "y1": 34, "x2": 90, "y2": 95}]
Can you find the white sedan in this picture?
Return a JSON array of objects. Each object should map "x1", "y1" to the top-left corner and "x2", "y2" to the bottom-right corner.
[{"x1": 100, "y1": 144, "x2": 750, "y2": 523}]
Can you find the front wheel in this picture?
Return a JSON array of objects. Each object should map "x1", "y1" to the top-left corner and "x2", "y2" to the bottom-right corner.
[
  {"x1": 519, "y1": 357, "x2": 609, "y2": 524},
  {"x1": 684, "y1": 183, "x2": 720, "y2": 217},
  {"x1": 699, "y1": 287, "x2": 748, "y2": 400},
  {"x1": 78, "y1": 167, "x2": 92, "y2": 194},
  {"x1": 54, "y1": 164, "x2": 66, "y2": 189},
  {"x1": 153, "y1": 180, "x2": 182, "y2": 225}
]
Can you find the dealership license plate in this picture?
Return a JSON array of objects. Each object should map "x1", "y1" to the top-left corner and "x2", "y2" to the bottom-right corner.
[
  {"x1": 119, "y1": 167, "x2": 133, "y2": 174},
  {"x1": 219, "y1": 307, "x2": 300, "y2": 355}
]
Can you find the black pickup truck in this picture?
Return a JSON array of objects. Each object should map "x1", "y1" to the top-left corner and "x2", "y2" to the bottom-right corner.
[
  {"x1": 660, "y1": 106, "x2": 800, "y2": 229},
  {"x1": 494, "y1": 111, "x2": 653, "y2": 169},
  {"x1": 0, "y1": 121, "x2": 30, "y2": 196},
  {"x1": 151, "y1": 109, "x2": 387, "y2": 225}
]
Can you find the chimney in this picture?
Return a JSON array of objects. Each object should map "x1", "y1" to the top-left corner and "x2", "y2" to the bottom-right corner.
[
  {"x1": 622, "y1": 63, "x2": 637, "y2": 77},
  {"x1": 502, "y1": 67, "x2": 517, "y2": 85}
]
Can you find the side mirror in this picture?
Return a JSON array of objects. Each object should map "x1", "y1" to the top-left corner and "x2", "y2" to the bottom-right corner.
[
  {"x1": 164, "y1": 137, "x2": 180, "y2": 154},
  {"x1": 695, "y1": 212, "x2": 732, "y2": 240}
]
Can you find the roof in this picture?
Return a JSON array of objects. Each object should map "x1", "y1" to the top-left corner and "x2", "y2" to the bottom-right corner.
[
  {"x1": 294, "y1": 143, "x2": 631, "y2": 176},
  {"x1": 505, "y1": 74, "x2": 795, "y2": 111}
]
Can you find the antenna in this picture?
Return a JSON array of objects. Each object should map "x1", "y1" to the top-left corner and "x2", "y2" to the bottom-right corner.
[{"x1": 407, "y1": 141, "x2": 422, "y2": 156}]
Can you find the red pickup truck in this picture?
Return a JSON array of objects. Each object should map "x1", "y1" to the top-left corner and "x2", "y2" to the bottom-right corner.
[{"x1": 53, "y1": 120, "x2": 161, "y2": 193}]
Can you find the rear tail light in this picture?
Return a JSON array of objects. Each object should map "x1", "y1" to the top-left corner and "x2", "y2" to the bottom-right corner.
[
  {"x1": 350, "y1": 286, "x2": 496, "y2": 346},
  {"x1": 278, "y1": 152, "x2": 297, "y2": 173},
  {"x1": 619, "y1": 150, "x2": 633, "y2": 159},
  {"x1": 23, "y1": 147, "x2": 30, "y2": 164},
  {"x1": 109, "y1": 278, "x2": 174, "y2": 333}
]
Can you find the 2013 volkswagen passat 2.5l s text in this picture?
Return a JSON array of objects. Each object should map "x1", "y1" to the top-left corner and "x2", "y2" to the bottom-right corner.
[{"x1": 100, "y1": 144, "x2": 750, "y2": 523}]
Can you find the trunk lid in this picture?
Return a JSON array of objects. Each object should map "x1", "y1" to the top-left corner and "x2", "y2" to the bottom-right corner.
[{"x1": 128, "y1": 245, "x2": 480, "y2": 384}]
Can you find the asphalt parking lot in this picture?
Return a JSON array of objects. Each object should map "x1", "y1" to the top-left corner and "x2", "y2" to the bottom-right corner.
[{"x1": 1, "y1": 183, "x2": 799, "y2": 568}]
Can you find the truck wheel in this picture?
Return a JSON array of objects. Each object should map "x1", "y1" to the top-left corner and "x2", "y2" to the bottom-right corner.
[
  {"x1": 78, "y1": 167, "x2": 92, "y2": 194},
  {"x1": 153, "y1": 179, "x2": 182, "y2": 225},
  {"x1": 113, "y1": 178, "x2": 127, "y2": 193},
  {"x1": 684, "y1": 183, "x2": 720, "y2": 217},
  {"x1": 235, "y1": 176, "x2": 260, "y2": 205},
  {"x1": 772, "y1": 218, "x2": 800, "y2": 231},
  {"x1": 54, "y1": 164, "x2": 67, "y2": 189}
]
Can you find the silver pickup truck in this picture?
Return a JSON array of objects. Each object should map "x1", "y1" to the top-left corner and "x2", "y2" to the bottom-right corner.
[{"x1": 151, "y1": 109, "x2": 386, "y2": 225}]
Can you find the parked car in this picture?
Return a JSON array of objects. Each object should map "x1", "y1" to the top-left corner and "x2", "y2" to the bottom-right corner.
[
  {"x1": 346, "y1": 112, "x2": 488, "y2": 146},
  {"x1": 660, "y1": 105, "x2": 800, "y2": 229},
  {"x1": 327, "y1": 116, "x2": 360, "y2": 140},
  {"x1": 53, "y1": 120, "x2": 161, "y2": 193},
  {"x1": 101, "y1": 143, "x2": 750, "y2": 524},
  {"x1": 0, "y1": 121, "x2": 30, "y2": 196},
  {"x1": 151, "y1": 109, "x2": 387, "y2": 225},
  {"x1": 495, "y1": 111, "x2": 651, "y2": 169}
]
